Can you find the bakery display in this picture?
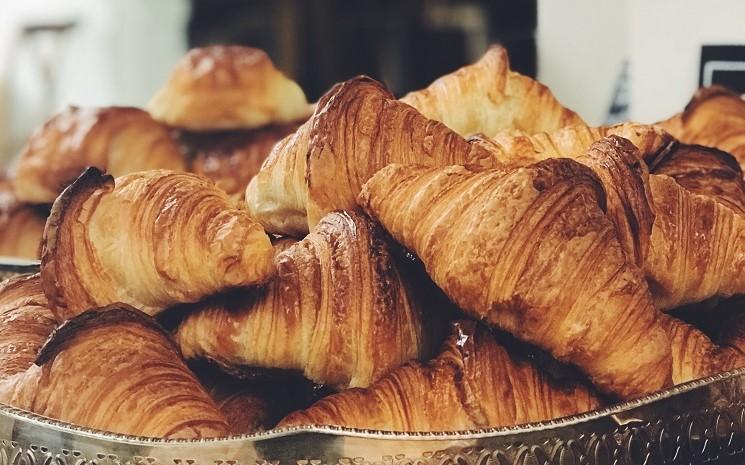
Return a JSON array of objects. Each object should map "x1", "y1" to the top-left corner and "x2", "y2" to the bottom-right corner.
[
  {"x1": 13, "y1": 106, "x2": 186, "y2": 204},
  {"x1": 1, "y1": 43, "x2": 745, "y2": 441}
]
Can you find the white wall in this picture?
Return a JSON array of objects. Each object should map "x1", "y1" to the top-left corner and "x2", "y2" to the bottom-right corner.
[{"x1": 537, "y1": 0, "x2": 628, "y2": 126}]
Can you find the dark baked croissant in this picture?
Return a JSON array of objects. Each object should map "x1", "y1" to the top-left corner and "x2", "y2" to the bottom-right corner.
[
  {"x1": 648, "y1": 143, "x2": 745, "y2": 215},
  {"x1": 41, "y1": 168, "x2": 274, "y2": 320},
  {"x1": 175, "y1": 123, "x2": 300, "y2": 197},
  {"x1": 279, "y1": 321, "x2": 601, "y2": 431},
  {"x1": 0, "y1": 306, "x2": 229, "y2": 438},
  {"x1": 666, "y1": 317, "x2": 745, "y2": 384},
  {"x1": 400, "y1": 46, "x2": 585, "y2": 137},
  {"x1": 358, "y1": 159, "x2": 673, "y2": 399},
  {"x1": 660, "y1": 86, "x2": 745, "y2": 171},
  {"x1": 176, "y1": 211, "x2": 425, "y2": 389},
  {"x1": 148, "y1": 46, "x2": 311, "y2": 131},
  {"x1": 0, "y1": 274, "x2": 57, "y2": 382},
  {"x1": 13, "y1": 106, "x2": 186, "y2": 204},
  {"x1": 245, "y1": 76, "x2": 497, "y2": 236},
  {"x1": 0, "y1": 177, "x2": 46, "y2": 259}
]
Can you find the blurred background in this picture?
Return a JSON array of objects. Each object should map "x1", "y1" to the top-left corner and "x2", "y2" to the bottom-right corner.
[{"x1": 1, "y1": 0, "x2": 744, "y2": 166}]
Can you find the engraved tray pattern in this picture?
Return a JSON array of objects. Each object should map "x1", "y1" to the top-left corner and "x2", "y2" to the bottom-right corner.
[{"x1": 2, "y1": 261, "x2": 745, "y2": 465}]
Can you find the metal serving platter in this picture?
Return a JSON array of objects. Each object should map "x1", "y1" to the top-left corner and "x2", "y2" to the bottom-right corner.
[{"x1": 2, "y1": 260, "x2": 745, "y2": 465}]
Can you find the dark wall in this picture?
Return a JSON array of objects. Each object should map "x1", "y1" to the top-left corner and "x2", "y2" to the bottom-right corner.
[{"x1": 188, "y1": 0, "x2": 536, "y2": 100}]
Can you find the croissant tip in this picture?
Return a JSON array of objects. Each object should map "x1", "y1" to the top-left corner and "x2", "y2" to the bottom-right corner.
[
  {"x1": 40, "y1": 167, "x2": 114, "y2": 316},
  {"x1": 35, "y1": 303, "x2": 174, "y2": 366},
  {"x1": 683, "y1": 85, "x2": 741, "y2": 117}
]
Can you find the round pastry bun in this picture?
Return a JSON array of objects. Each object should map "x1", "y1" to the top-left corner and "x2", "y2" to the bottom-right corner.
[{"x1": 148, "y1": 46, "x2": 311, "y2": 131}]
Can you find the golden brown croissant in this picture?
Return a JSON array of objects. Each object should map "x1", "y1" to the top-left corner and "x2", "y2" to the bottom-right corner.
[
  {"x1": 358, "y1": 160, "x2": 673, "y2": 399},
  {"x1": 176, "y1": 123, "x2": 299, "y2": 197},
  {"x1": 666, "y1": 317, "x2": 745, "y2": 384},
  {"x1": 400, "y1": 46, "x2": 584, "y2": 137},
  {"x1": 0, "y1": 274, "x2": 57, "y2": 382},
  {"x1": 13, "y1": 106, "x2": 186, "y2": 204},
  {"x1": 648, "y1": 143, "x2": 745, "y2": 215},
  {"x1": 148, "y1": 46, "x2": 311, "y2": 131},
  {"x1": 0, "y1": 306, "x2": 229, "y2": 438},
  {"x1": 0, "y1": 177, "x2": 46, "y2": 259},
  {"x1": 279, "y1": 321, "x2": 601, "y2": 431},
  {"x1": 246, "y1": 76, "x2": 497, "y2": 236},
  {"x1": 484, "y1": 122, "x2": 674, "y2": 167},
  {"x1": 176, "y1": 211, "x2": 424, "y2": 389},
  {"x1": 660, "y1": 86, "x2": 745, "y2": 170},
  {"x1": 41, "y1": 168, "x2": 274, "y2": 320},
  {"x1": 646, "y1": 174, "x2": 745, "y2": 309}
]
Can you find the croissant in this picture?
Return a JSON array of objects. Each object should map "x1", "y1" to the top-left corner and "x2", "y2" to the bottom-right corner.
[
  {"x1": 41, "y1": 168, "x2": 274, "y2": 320},
  {"x1": 0, "y1": 306, "x2": 229, "y2": 438},
  {"x1": 646, "y1": 174, "x2": 745, "y2": 309},
  {"x1": 0, "y1": 178, "x2": 46, "y2": 259},
  {"x1": 0, "y1": 274, "x2": 57, "y2": 382},
  {"x1": 659, "y1": 86, "x2": 745, "y2": 171},
  {"x1": 648, "y1": 143, "x2": 745, "y2": 215},
  {"x1": 485, "y1": 122, "x2": 675, "y2": 166},
  {"x1": 358, "y1": 160, "x2": 673, "y2": 399},
  {"x1": 666, "y1": 317, "x2": 745, "y2": 384},
  {"x1": 176, "y1": 211, "x2": 424, "y2": 389},
  {"x1": 400, "y1": 46, "x2": 584, "y2": 137},
  {"x1": 13, "y1": 106, "x2": 186, "y2": 204},
  {"x1": 148, "y1": 46, "x2": 312, "y2": 131},
  {"x1": 246, "y1": 76, "x2": 497, "y2": 236},
  {"x1": 484, "y1": 133, "x2": 745, "y2": 309},
  {"x1": 279, "y1": 320, "x2": 601, "y2": 431},
  {"x1": 177, "y1": 123, "x2": 300, "y2": 197}
]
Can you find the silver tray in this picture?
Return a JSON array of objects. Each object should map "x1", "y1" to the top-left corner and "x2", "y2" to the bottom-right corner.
[{"x1": 2, "y1": 261, "x2": 745, "y2": 465}]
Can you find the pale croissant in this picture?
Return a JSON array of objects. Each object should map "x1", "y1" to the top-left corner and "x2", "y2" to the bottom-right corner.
[
  {"x1": 279, "y1": 321, "x2": 601, "y2": 431},
  {"x1": 0, "y1": 306, "x2": 229, "y2": 438},
  {"x1": 14, "y1": 106, "x2": 186, "y2": 204},
  {"x1": 41, "y1": 168, "x2": 274, "y2": 320},
  {"x1": 358, "y1": 160, "x2": 673, "y2": 399},
  {"x1": 176, "y1": 211, "x2": 424, "y2": 389},
  {"x1": 0, "y1": 274, "x2": 57, "y2": 382},
  {"x1": 659, "y1": 86, "x2": 745, "y2": 171},
  {"x1": 245, "y1": 76, "x2": 497, "y2": 236},
  {"x1": 400, "y1": 46, "x2": 584, "y2": 137}
]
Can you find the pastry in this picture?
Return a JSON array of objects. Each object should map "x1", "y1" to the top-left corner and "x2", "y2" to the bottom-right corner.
[
  {"x1": 279, "y1": 321, "x2": 601, "y2": 431},
  {"x1": 0, "y1": 305, "x2": 229, "y2": 438},
  {"x1": 148, "y1": 46, "x2": 311, "y2": 131},
  {"x1": 13, "y1": 106, "x2": 185, "y2": 204},
  {"x1": 176, "y1": 211, "x2": 425, "y2": 389},
  {"x1": 245, "y1": 76, "x2": 497, "y2": 236},
  {"x1": 0, "y1": 274, "x2": 57, "y2": 382},
  {"x1": 41, "y1": 168, "x2": 274, "y2": 320},
  {"x1": 400, "y1": 46, "x2": 584, "y2": 137},
  {"x1": 660, "y1": 86, "x2": 745, "y2": 171},
  {"x1": 358, "y1": 159, "x2": 673, "y2": 398},
  {"x1": 0, "y1": 176, "x2": 46, "y2": 259}
]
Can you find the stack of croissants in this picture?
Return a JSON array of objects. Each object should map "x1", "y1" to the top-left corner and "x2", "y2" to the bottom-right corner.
[{"x1": 1, "y1": 44, "x2": 745, "y2": 439}]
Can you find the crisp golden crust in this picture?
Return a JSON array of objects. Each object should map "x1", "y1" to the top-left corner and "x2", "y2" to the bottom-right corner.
[
  {"x1": 279, "y1": 321, "x2": 601, "y2": 431},
  {"x1": 0, "y1": 306, "x2": 229, "y2": 438},
  {"x1": 659, "y1": 86, "x2": 745, "y2": 171},
  {"x1": 176, "y1": 211, "x2": 424, "y2": 389},
  {"x1": 400, "y1": 46, "x2": 585, "y2": 137},
  {"x1": 0, "y1": 274, "x2": 56, "y2": 382},
  {"x1": 245, "y1": 76, "x2": 498, "y2": 236},
  {"x1": 14, "y1": 106, "x2": 186, "y2": 204},
  {"x1": 176, "y1": 122, "x2": 299, "y2": 197},
  {"x1": 41, "y1": 168, "x2": 274, "y2": 320},
  {"x1": 359, "y1": 160, "x2": 673, "y2": 399},
  {"x1": 646, "y1": 174, "x2": 745, "y2": 309},
  {"x1": 148, "y1": 46, "x2": 311, "y2": 130},
  {"x1": 649, "y1": 143, "x2": 745, "y2": 215},
  {"x1": 0, "y1": 177, "x2": 45, "y2": 259},
  {"x1": 666, "y1": 317, "x2": 745, "y2": 384}
]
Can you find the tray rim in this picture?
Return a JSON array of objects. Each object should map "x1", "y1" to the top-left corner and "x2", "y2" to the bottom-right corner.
[{"x1": 2, "y1": 366, "x2": 744, "y2": 445}]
